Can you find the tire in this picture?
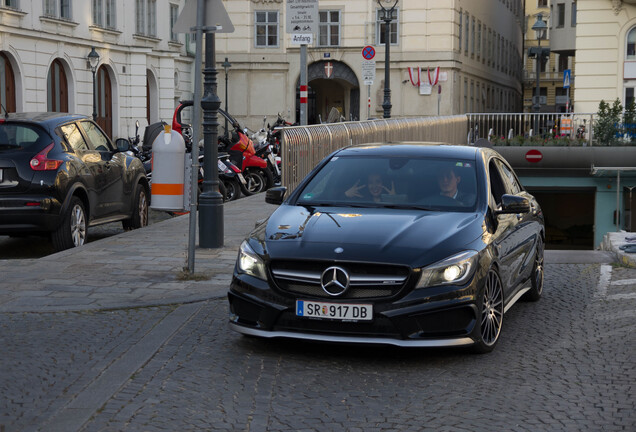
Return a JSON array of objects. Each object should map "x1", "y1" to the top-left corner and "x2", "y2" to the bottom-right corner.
[
  {"x1": 243, "y1": 169, "x2": 267, "y2": 194},
  {"x1": 52, "y1": 197, "x2": 87, "y2": 251},
  {"x1": 522, "y1": 237, "x2": 544, "y2": 302},
  {"x1": 472, "y1": 268, "x2": 504, "y2": 354},
  {"x1": 218, "y1": 180, "x2": 228, "y2": 202},
  {"x1": 122, "y1": 184, "x2": 149, "y2": 230},
  {"x1": 262, "y1": 166, "x2": 275, "y2": 190},
  {"x1": 223, "y1": 178, "x2": 242, "y2": 201}
]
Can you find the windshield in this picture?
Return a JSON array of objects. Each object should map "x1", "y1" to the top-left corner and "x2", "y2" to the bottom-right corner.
[
  {"x1": 296, "y1": 155, "x2": 479, "y2": 212},
  {"x1": 0, "y1": 123, "x2": 51, "y2": 151}
]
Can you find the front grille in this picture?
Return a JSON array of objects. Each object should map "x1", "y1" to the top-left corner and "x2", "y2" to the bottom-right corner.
[{"x1": 270, "y1": 260, "x2": 410, "y2": 300}]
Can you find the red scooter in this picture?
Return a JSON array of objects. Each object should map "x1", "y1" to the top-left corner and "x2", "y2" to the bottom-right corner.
[{"x1": 172, "y1": 101, "x2": 273, "y2": 195}]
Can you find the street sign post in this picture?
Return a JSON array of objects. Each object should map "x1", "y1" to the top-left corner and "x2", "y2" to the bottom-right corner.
[
  {"x1": 361, "y1": 46, "x2": 376, "y2": 120},
  {"x1": 287, "y1": 0, "x2": 318, "y2": 125},
  {"x1": 563, "y1": 69, "x2": 571, "y2": 113}
]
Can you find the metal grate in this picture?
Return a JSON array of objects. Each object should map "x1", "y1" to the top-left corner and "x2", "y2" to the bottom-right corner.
[{"x1": 270, "y1": 260, "x2": 410, "y2": 300}]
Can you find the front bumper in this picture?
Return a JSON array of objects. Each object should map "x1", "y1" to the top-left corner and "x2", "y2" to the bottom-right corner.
[{"x1": 228, "y1": 272, "x2": 482, "y2": 348}]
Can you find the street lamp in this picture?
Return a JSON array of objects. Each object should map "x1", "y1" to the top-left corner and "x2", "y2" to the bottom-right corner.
[
  {"x1": 378, "y1": 0, "x2": 398, "y2": 119},
  {"x1": 87, "y1": 47, "x2": 100, "y2": 121},
  {"x1": 529, "y1": 13, "x2": 549, "y2": 133},
  {"x1": 221, "y1": 57, "x2": 232, "y2": 138}
]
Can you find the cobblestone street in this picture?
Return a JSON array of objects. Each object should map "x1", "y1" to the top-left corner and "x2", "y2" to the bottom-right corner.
[{"x1": 2, "y1": 263, "x2": 634, "y2": 431}]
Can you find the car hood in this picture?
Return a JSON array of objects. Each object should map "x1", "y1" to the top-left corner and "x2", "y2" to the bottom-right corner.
[{"x1": 255, "y1": 205, "x2": 485, "y2": 268}]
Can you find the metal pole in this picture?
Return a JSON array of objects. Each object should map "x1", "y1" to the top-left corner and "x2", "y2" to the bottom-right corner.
[
  {"x1": 224, "y1": 57, "x2": 229, "y2": 137},
  {"x1": 300, "y1": 44, "x2": 308, "y2": 125},
  {"x1": 617, "y1": 170, "x2": 621, "y2": 231},
  {"x1": 382, "y1": 15, "x2": 392, "y2": 118},
  {"x1": 92, "y1": 68, "x2": 97, "y2": 121},
  {"x1": 199, "y1": 32, "x2": 224, "y2": 248},
  {"x1": 187, "y1": 0, "x2": 206, "y2": 272},
  {"x1": 534, "y1": 38, "x2": 541, "y2": 134}
]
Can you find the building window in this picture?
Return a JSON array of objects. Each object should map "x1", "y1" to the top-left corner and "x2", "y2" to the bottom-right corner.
[
  {"x1": 458, "y1": 8, "x2": 462, "y2": 52},
  {"x1": 538, "y1": 0, "x2": 547, "y2": 7},
  {"x1": 43, "y1": 0, "x2": 71, "y2": 20},
  {"x1": 136, "y1": 0, "x2": 157, "y2": 36},
  {"x1": 571, "y1": 2, "x2": 576, "y2": 27},
  {"x1": 255, "y1": 11, "x2": 278, "y2": 47},
  {"x1": 47, "y1": 59, "x2": 68, "y2": 113},
  {"x1": 557, "y1": 3, "x2": 565, "y2": 28},
  {"x1": 2, "y1": 0, "x2": 19, "y2": 8},
  {"x1": 320, "y1": 10, "x2": 340, "y2": 47},
  {"x1": 170, "y1": 3, "x2": 179, "y2": 42},
  {"x1": 471, "y1": 17, "x2": 475, "y2": 56},
  {"x1": 92, "y1": 0, "x2": 116, "y2": 29},
  {"x1": 628, "y1": 28, "x2": 636, "y2": 60},
  {"x1": 477, "y1": 21, "x2": 482, "y2": 59},
  {"x1": 464, "y1": 13, "x2": 469, "y2": 53},
  {"x1": 376, "y1": 8, "x2": 398, "y2": 45},
  {"x1": 626, "y1": 86, "x2": 635, "y2": 109}
]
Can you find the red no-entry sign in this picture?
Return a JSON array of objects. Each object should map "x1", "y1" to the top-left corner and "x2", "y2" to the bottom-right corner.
[{"x1": 525, "y1": 149, "x2": 543, "y2": 163}]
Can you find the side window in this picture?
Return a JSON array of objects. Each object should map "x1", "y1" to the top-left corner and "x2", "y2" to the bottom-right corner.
[
  {"x1": 60, "y1": 123, "x2": 89, "y2": 151},
  {"x1": 488, "y1": 159, "x2": 507, "y2": 207},
  {"x1": 496, "y1": 159, "x2": 522, "y2": 194},
  {"x1": 81, "y1": 120, "x2": 112, "y2": 152}
]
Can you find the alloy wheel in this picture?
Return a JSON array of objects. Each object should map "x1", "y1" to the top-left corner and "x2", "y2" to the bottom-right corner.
[
  {"x1": 480, "y1": 269, "x2": 503, "y2": 347},
  {"x1": 138, "y1": 190, "x2": 149, "y2": 227},
  {"x1": 70, "y1": 203, "x2": 87, "y2": 247},
  {"x1": 533, "y1": 240, "x2": 544, "y2": 295}
]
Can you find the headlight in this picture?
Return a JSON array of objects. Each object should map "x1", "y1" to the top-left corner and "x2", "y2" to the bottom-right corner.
[
  {"x1": 237, "y1": 240, "x2": 268, "y2": 280},
  {"x1": 415, "y1": 250, "x2": 478, "y2": 289}
]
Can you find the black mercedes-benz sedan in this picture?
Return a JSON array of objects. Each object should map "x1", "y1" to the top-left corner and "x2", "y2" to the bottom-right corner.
[
  {"x1": 0, "y1": 113, "x2": 149, "y2": 251},
  {"x1": 228, "y1": 143, "x2": 544, "y2": 353}
]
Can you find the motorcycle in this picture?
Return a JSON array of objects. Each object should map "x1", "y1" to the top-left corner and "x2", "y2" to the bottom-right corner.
[
  {"x1": 250, "y1": 117, "x2": 281, "y2": 186},
  {"x1": 126, "y1": 120, "x2": 153, "y2": 182}
]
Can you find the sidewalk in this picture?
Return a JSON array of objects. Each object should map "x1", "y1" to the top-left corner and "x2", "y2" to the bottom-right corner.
[
  {"x1": 0, "y1": 194, "x2": 276, "y2": 313},
  {"x1": 0, "y1": 193, "x2": 624, "y2": 313}
]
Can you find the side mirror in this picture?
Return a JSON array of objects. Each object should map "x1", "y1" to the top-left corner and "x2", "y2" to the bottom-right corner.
[
  {"x1": 265, "y1": 186, "x2": 287, "y2": 205},
  {"x1": 496, "y1": 194, "x2": 530, "y2": 215},
  {"x1": 115, "y1": 138, "x2": 131, "y2": 152}
]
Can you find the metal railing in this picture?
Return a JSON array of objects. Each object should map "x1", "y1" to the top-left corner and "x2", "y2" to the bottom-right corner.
[
  {"x1": 467, "y1": 112, "x2": 595, "y2": 146},
  {"x1": 280, "y1": 116, "x2": 467, "y2": 192}
]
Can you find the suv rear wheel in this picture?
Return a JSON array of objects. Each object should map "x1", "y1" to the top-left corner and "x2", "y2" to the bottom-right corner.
[
  {"x1": 123, "y1": 184, "x2": 149, "y2": 230},
  {"x1": 52, "y1": 197, "x2": 87, "y2": 251}
]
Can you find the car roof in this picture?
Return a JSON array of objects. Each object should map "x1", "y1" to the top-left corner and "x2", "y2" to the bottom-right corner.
[
  {"x1": 335, "y1": 142, "x2": 481, "y2": 160},
  {"x1": 1, "y1": 112, "x2": 89, "y2": 127}
]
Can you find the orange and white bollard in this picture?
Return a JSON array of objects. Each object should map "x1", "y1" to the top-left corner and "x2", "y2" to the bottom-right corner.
[{"x1": 150, "y1": 124, "x2": 186, "y2": 211}]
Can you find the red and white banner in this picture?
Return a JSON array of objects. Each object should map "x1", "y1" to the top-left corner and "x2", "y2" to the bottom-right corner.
[
  {"x1": 427, "y1": 67, "x2": 440, "y2": 86},
  {"x1": 407, "y1": 67, "x2": 421, "y2": 86}
]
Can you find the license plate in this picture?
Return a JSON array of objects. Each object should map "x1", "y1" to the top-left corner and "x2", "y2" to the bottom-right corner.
[
  {"x1": 237, "y1": 172, "x2": 247, "y2": 185},
  {"x1": 296, "y1": 300, "x2": 372, "y2": 321}
]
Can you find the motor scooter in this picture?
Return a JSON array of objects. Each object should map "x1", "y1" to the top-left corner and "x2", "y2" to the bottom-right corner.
[
  {"x1": 172, "y1": 100, "x2": 274, "y2": 195},
  {"x1": 126, "y1": 120, "x2": 153, "y2": 182}
]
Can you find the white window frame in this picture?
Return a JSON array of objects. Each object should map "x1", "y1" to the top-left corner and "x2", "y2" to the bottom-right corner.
[
  {"x1": 136, "y1": 0, "x2": 157, "y2": 37},
  {"x1": 319, "y1": 10, "x2": 341, "y2": 47},
  {"x1": 93, "y1": 0, "x2": 116, "y2": 29},
  {"x1": 43, "y1": 0, "x2": 71, "y2": 20},
  {"x1": 170, "y1": 3, "x2": 179, "y2": 42},
  {"x1": 255, "y1": 10, "x2": 279, "y2": 48},
  {"x1": 375, "y1": 8, "x2": 399, "y2": 46}
]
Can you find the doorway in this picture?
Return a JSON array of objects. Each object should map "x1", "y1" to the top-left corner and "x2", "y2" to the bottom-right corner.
[
  {"x1": 527, "y1": 188, "x2": 595, "y2": 250},
  {"x1": 96, "y1": 65, "x2": 113, "y2": 138},
  {"x1": 296, "y1": 60, "x2": 360, "y2": 124}
]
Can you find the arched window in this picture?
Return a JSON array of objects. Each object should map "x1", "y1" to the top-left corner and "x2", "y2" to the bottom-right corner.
[
  {"x1": 628, "y1": 28, "x2": 636, "y2": 60},
  {"x1": 0, "y1": 52, "x2": 16, "y2": 113},
  {"x1": 47, "y1": 59, "x2": 68, "y2": 112}
]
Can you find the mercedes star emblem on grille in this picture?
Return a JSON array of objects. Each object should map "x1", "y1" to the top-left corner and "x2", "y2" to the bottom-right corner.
[{"x1": 320, "y1": 266, "x2": 350, "y2": 296}]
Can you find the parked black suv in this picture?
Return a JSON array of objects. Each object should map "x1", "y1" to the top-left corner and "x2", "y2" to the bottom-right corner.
[{"x1": 0, "y1": 113, "x2": 150, "y2": 251}]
